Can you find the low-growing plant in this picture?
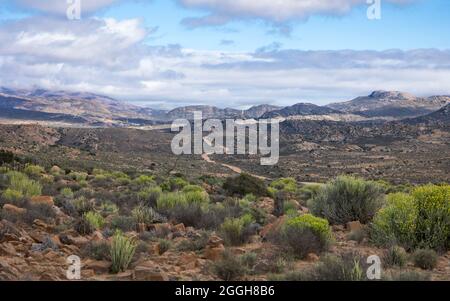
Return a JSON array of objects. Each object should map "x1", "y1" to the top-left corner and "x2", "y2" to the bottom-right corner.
[
  {"x1": 60, "y1": 187, "x2": 74, "y2": 199},
  {"x1": 161, "y1": 176, "x2": 188, "y2": 192},
  {"x1": 73, "y1": 197, "x2": 95, "y2": 215},
  {"x1": 75, "y1": 216, "x2": 94, "y2": 235},
  {"x1": 158, "y1": 239, "x2": 171, "y2": 255},
  {"x1": 157, "y1": 192, "x2": 187, "y2": 211},
  {"x1": 110, "y1": 215, "x2": 136, "y2": 232},
  {"x1": 219, "y1": 214, "x2": 255, "y2": 246},
  {"x1": 138, "y1": 186, "x2": 162, "y2": 207},
  {"x1": 110, "y1": 231, "x2": 137, "y2": 273},
  {"x1": 83, "y1": 211, "x2": 105, "y2": 230},
  {"x1": 2, "y1": 188, "x2": 24, "y2": 204},
  {"x1": 412, "y1": 249, "x2": 438, "y2": 270},
  {"x1": 7, "y1": 171, "x2": 42, "y2": 198},
  {"x1": 83, "y1": 241, "x2": 111, "y2": 261},
  {"x1": 371, "y1": 185, "x2": 450, "y2": 252},
  {"x1": 213, "y1": 250, "x2": 245, "y2": 281},
  {"x1": 275, "y1": 214, "x2": 333, "y2": 259},
  {"x1": 383, "y1": 245, "x2": 408, "y2": 268},
  {"x1": 98, "y1": 202, "x2": 119, "y2": 217},
  {"x1": 297, "y1": 184, "x2": 322, "y2": 206},
  {"x1": 309, "y1": 176, "x2": 385, "y2": 225},
  {"x1": 223, "y1": 173, "x2": 268, "y2": 197},
  {"x1": 23, "y1": 164, "x2": 45, "y2": 177},
  {"x1": 347, "y1": 228, "x2": 367, "y2": 244},
  {"x1": 131, "y1": 204, "x2": 156, "y2": 225},
  {"x1": 177, "y1": 230, "x2": 211, "y2": 252}
]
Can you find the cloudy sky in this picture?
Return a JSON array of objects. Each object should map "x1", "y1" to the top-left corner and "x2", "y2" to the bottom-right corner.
[{"x1": 0, "y1": 0, "x2": 449, "y2": 109}]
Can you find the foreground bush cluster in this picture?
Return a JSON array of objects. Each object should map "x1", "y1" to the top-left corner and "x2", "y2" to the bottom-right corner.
[{"x1": 0, "y1": 159, "x2": 448, "y2": 280}]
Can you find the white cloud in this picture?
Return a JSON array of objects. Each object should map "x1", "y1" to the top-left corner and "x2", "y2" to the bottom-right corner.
[
  {"x1": 0, "y1": 15, "x2": 449, "y2": 109},
  {"x1": 14, "y1": 0, "x2": 118, "y2": 15},
  {"x1": 178, "y1": 0, "x2": 414, "y2": 28}
]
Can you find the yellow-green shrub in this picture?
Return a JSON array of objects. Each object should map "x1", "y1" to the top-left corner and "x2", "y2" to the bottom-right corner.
[
  {"x1": 2, "y1": 188, "x2": 23, "y2": 203},
  {"x1": 371, "y1": 185, "x2": 450, "y2": 251},
  {"x1": 110, "y1": 231, "x2": 137, "y2": 273},
  {"x1": 7, "y1": 171, "x2": 42, "y2": 197},
  {"x1": 23, "y1": 164, "x2": 45, "y2": 177},
  {"x1": 83, "y1": 211, "x2": 105, "y2": 230}
]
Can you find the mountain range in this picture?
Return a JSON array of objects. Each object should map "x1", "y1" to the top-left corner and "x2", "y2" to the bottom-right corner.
[{"x1": 0, "y1": 87, "x2": 449, "y2": 126}]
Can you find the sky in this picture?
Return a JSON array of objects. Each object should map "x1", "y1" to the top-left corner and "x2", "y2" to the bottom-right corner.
[{"x1": 0, "y1": 0, "x2": 449, "y2": 109}]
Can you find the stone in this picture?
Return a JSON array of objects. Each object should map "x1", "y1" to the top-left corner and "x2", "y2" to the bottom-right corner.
[
  {"x1": 203, "y1": 245, "x2": 225, "y2": 261},
  {"x1": 66, "y1": 235, "x2": 89, "y2": 248},
  {"x1": 134, "y1": 266, "x2": 169, "y2": 281},
  {"x1": 0, "y1": 242, "x2": 17, "y2": 256},
  {"x1": 90, "y1": 230, "x2": 104, "y2": 242},
  {"x1": 2, "y1": 204, "x2": 27, "y2": 216},
  {"x1": 260, "y1": 216, "x2": 287, "y2": 238},
  {"x1": 172, "y1": 223, "x2": 186, "y2": 233},
  {"x1": 137, "y1": 223, "x2": 146, "y2": 233},
  {"x1": 346, "y1": 221, "x2": 363, "y2": 232},
  {"x1": 305, "y1": 253, "x2": 320, "y2": 262},
  {"x1": 30, "y1": 196, "x2": 54, "y2": 207},
  {"x1": 207, "y1": 235, "x2": 224, "y2": 248},
  {"x1": 84, "y1": 260, "x2": 111, "y2": 274}
]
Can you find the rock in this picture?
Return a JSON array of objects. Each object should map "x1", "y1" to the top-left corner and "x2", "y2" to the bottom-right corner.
[
  {"x1": 260, "y1": 216, "x2": 287, "y2": 238},
  {"x1": 203, "y1": 245, "x2": 225, "y2": 261},
  {"x1": 2, "y1": 204, "x2": 27, "y2": 216},
  {"x1": 172, "y1": 223, "x2": 185, "y2": 233},
  {"x1": 332, "y1": 225, "x2": 346, "y2": 232},
  {"x1": 137, "y1": 223, "x2": 146, "y2": 233},
  {"x1": 134, "y1": 266, "x2": 169, "y2": 281},
  {"x1": 207, "y1": 235, "x2": 224, "y2": 248},
  {"x1": 30, "y1": 196, "x2": 54, "y2": 207},
  {"x1": 33, "y1": 219, "x2": 52, "y2": 231},
  {"x1": 346, "y1": 221, "x2": 363, "y2": 232},
  {"x1": 305, "y1": 253, "x2": 320, "y2": 262},
  {"x1": 84, "y1": 260, "x2": 111, "y2": 274},
  {"x1": 178, "y1": 252, "x2": 199, "y2": 269},
  {"x1": 90, "y1": 231, "x2": 104, "y2": 242},
  {"x1": 0, "y1": 242, "x2": 17, "y2": 256},
  {"x1": 66, "y1": 235, "x2": 89, "y2": 248}
]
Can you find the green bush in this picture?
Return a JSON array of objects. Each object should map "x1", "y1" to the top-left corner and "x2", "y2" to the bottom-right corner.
[
  {"x1": 7, "y1": 171, "x2": 42, "y2": 198},
  {"x1": 371, "y1": 193, "x2": 417, "y2": 249},
  {"x1": 278, "y1": 214, "x2": 332, "y2": 259},
  {"x1": 110, "y1": 215, "x2": 136, "y2": 232},
  {"x1": 75, "y1": 216, "x2": 94, "y2": 235},
  {"x1": 213, "y1": 249, "x2": 245, "y2": 281},
  {"x1": 83, "y1": 211, "x2": 105, "y2": 230},
  {"x1": 138, "y1": 186, "x2": 162, "y2": 207},
  {"x1": 2, "y1": 189, "x2": 24, "y2": 203},
  {"x1": 133, "y1": 175, "x2": 156, "y2": 187},
  {"x1": 131, "y1": 204, "x2": 157, "y2": 225},
  {"x1": 23, "y1": 164, "x2": 45, "y2": 177},
  {"x1": 161, "y1": 176, "x2": 188, "y2": 192},
  {"x1": 110, "y1": 231, "x2": 137, "y2": 273},
  {"x1": 98, "y1": 202, "x2": 119, "y2": 217},
  {"x1": 270, "y1": 178, "x2": 297, "y2": 193},
  {"x1": 158, "y1": 239, "x2": 171, "y2": 255},
  {"x1": 60, "y1": 187, "x2": 74, "y2": 199},
  {"x1": 280, "y1": 253, "x2": 366, "y2": 281},
  {"x1": 223, "y1": 173, "x2": 268, "y2": 197},
  {"x1": 412, "y1": 249, "x2": 438, "y2": 270},
  {"x1": 297, "y1": 184, "x2": 322, "y2": 205},
  {"x1": 157, "y1": 192, "x2": 187, "y2": 210},
  {"x1": 383, "y1": 246, "x2": 408, "y2": 268},
  {"x1": 219, "y1": 214, "x2": 255, "y2": 246},
  {"x1": 309, "y1": 176, "x2": 385, "y2": 225},
  {"x1": 68, "y1": 171, "x2": 88, "y2": 182},
  {"x1": 83, "y1": 241, "x2": 111, "y2": 261},
  {"x1": 73, "y1": 197, "x2": 95, "y2": 215},
  {"x1": 371, "y1": 185, "x2": 450, "y2": 251}
]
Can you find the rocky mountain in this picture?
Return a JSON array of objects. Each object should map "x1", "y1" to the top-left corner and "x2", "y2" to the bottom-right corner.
[
  {"x1": 405, "y1": 103, "x2": 450, "y2": 125},
  {"x1": 244, "y1": 105, "x2": 281, "y2": 119},
  {"x1": 328, "y1": 91, "x2": 450, "y2": 118},
  {"x1": 166, "y1": 105, "x2": 244, "y2": 120},
  {"x1": 0, "y1": 87, "x2": 162, "y2": 126},
  {"x1": 261, "y1": 103, "x2": 342, "y2": 119}
]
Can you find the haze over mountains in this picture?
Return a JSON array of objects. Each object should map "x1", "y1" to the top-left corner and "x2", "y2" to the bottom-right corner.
[{"x1": 0, "y1": 87, "x2": 449, "y2": 127}]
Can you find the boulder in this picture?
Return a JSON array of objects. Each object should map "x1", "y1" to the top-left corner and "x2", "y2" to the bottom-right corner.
[
  {"x1": 84, "y1": 260, "x2": 111, "y2": 274},
  {"x1": 30, "y1": 196, "x2": 54, "y2": 207},
  {"x1": 346, "y1": 221, "x2": 363, "y2": 232},
  {"x1": 203, "y1": 245, "x2": 225, "y2": 261},
  {"x1": 134, "y1": 266, "x2": 169, "y2": 281},
  {"x1": 2, "y1": 204, "x2": 27, "y2": 216},
  {"x1": 305, "y1": 253, "x2": 320, "y2": 262}
]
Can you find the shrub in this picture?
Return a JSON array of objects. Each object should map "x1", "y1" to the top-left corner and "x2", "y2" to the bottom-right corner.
[
  {"x1": 73, "y1": 197, "x2": 95, "y2": 215},
  {"x1": 309, "y1": 176, "x2": 385, "y2": 225},
  {"x1": 413, "y1": 185, "x2": 450, "y2": 251},
  {"x1": 83, "y1": 211, "x2": 105, "y2": 230},
  {"x1": 270, "y1": 178, "x2": 297, "y2": 193},
  {"x1": 177, "y1": 230, "x2": 210, "y2": 252},
  {"x1": 157, "y1": 192, "x2": 187, "y2": 211},
  {"x1": 160, "y1": 176, "x2": 188, "y2": 192},
  {"x1": 182, "y1": 185, "x2": 204, "y2": 193},
  {"x1": 371, "y1": 185, "x2": 450, "y2": 251},
  {"x1": 23, "y1": 164, "x2": 45, "y2": 177},
  {"x1": 110, "y1": 231, "x2": 137, "y2": 273},
  {"x1": 2, "y1": 189, "x2": 24, "y2": 203},
  {"x1": 388, "y1": 270, "x2": 431, "y2": 281},
  {"x1": 170, "y1": 203, "x2": 204, "y2": 227},
  {"x1": 370, "y1": 193, "x2": 417, "y2": 249},
  {"x1": 412, "y1": 249, "x2": 438, "y2": 270},
  {"x1": 60, "y1": 187, "x2": 74, "y2": 199},
  {"x1": 347, "y1": 228, "x2": 367, "y2": 243},
  {"x1": 383, "y1": 246, "x2": 408, "y2": 268},
  {"x1": 133, "y1": 175, "x2": 156, "y2": 187},
  {"x1": 273, "y1": 191, "x2": 287, "y2": 217},
  {"x1": 83, "y1": 241, "x2": 111, "y2": 261},
  {"x1": 75, "y1": 217, "x2": 94, "y2": 235},
  {"x1": 68, "y1": 172, "x2": 88, "y2": 182},
  {"x1": 131, "y1": 204, "x2": 157, "y2": 225},
  {"x1": 110, "y1": 215, "x2": 136, "y2": 232},
  {"x1": 297, "y1": 184, "x2": 322, "y2": 206},
  {"x1": 24, "y1": 203, "x2": 56, "y2": 224},
  {"x1": 223, "y1": 173, "x2": 268, "y2": 197},
  {"x1": 280, "y1": 253, "x2": 366, "y2": 281},
  {"x1": 7, "y1": 171, "x2": 42, "y2": 197},
  {"x1": 138, "y1": 186, "x2": 162, "y2": 207},
  {"x1": 184, "y1": 190, "x2": 209, "y2": 206},
  {"x1": 219, "y1": 214, "x2": 255, "y2": 246},
  {"x1": 277, "y1": 214, "x2": 333, "y2": 259},
  {"x1": 213, "y1": 250, "x2": 245, "y2": 281},
  {"x1": 158, "y1": 239, "x2": 171, "y2": 255},
  {"x1": 98, "y1": 202, "x2": 119, "y2": 217}
]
